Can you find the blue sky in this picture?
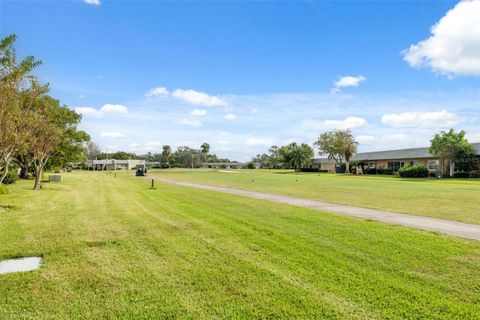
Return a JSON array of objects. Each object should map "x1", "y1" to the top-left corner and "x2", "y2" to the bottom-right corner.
[{"x1": 1, "y1": 0, "x2": 480, "y2": 161}]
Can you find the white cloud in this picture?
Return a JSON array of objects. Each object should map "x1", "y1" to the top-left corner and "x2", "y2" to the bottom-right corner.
[
  {"x1": 84, "y1": 0, "x2": 101, "y2": 5},
  {"x1": 223, "y1": 113, "x2": 237, "y2": 120},
  {"x1": 100, "y1": 132, "x2": 124, "y2": 138},
  {"x1": 179, "y1": 119, "x2": 202, "y2": 127},
  {"x1": 302, "y1": 117, "x2": 367, "y2": 131},
  {"x1": 299, "y1": 117, "x2": 367, "y2": 134},
  {"x1": 100, "y1": 104, "x2": 128, "y2": 114},
  {"x1": 172, "y1": 89, "x2": 227, "y2": 107},
  {"x1": 129, "y1": 143, "x2": 139, "y2": 148},
  {"x1": 356, "y1": 135, "x2": 376, "y2": 144},
  {"x1": 145, "y1": 87, "x2": 169, "y2": 97},
  {"x1": 190, "y1": 109, "x2": 207, "y2": 116},
  {"x1": 403, "y1": 0, "x2": 480, "y2": 76},
  {"x1": 246, "y1": 137, "x2": 275, "y2": 146},
  {"x1": 331, "y1": 75, "x2": 366, "y2": 94},
  {"x1": 467, "y1": 131, "x2": 480, "y2": 142},
  {"x1": 75, "y1": 107, "x2": 103, "y2": 117},
  {"x1": 75, "y1": 104, "x2": 127, "y2": 117},
  {"x1": 381, "y1": 110, "x2": 460, "y2": 128}
]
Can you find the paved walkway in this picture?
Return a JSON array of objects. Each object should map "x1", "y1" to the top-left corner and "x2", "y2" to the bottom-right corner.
[{"x1": 155, "y1": 178, "x2": 480, "y2": 241}]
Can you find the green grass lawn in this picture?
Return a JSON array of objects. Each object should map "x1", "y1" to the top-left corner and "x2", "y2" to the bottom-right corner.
[
  {"x1": 148, "y1": 169, "x2": 480, "y2": 224},
  {"x1": 1, "y1": 171, "x2": 480, "y2": 319}
]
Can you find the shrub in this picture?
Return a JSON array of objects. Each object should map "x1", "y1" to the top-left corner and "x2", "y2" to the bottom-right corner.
[
  {"x1": 245, "y1": 162, "x2": 256, "y2": 169},
  {"x1": 365, "y1": 168, "x2": 377, "y2": 175},
  {"x1": 453, "y1": 172, "x2": 470, "y2": 178},
  {"x1": 383, "y1": 168, "x2": 393, "y2": 175},
  {"x1": 399, "y1": 165, "x2": 429, "y2": 178},
  {"x1": 470, "y1": 171, "x2": 480, "y2": 178},
  {"x1": 300, "y1": 168, "x2": 319, "y2": 172},
  {"x1": 0, "y1": 184, "x2": 9, "y2": 194},
  {"x1": 1, "y1": 171, "x2": 19, "y2": 185}
]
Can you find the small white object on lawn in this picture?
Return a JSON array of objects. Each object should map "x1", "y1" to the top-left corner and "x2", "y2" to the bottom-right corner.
[{"x1": 0, "y1": 257, "x2": 42, "y2": 274}]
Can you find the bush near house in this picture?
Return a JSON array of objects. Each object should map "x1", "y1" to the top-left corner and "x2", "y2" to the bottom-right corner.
[
  {"x1": 453, "y1": 172, "x2": 470, "y2": 178},
  {"x1": 469, "y1": 171, "x2": 480, "y2": 178},
  {"x1": 365, "y1": 168, "x2": 393, "y2": 175},
  {"x1": 1, "y1": 172, "x2": 19, "y2": 185},
  {"x1": 399, "y1": 165, "x2": 429, "y2": 178}
]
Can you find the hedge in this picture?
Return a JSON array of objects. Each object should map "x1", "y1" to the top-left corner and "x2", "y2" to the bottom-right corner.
[{"x1": 399, "y1": 165, "x2": 429, "y2": 178}]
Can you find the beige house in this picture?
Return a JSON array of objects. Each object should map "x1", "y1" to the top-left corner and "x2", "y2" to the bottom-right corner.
[
  {"x1": 353, "y1": 142, "x2": 480, "y2": 174},
  {"x1": 311, "y1": 158, "x2": 337, "y2": 172},
  {"x1": 312, "y1": 142, "x2": 480, "y2": 175}
]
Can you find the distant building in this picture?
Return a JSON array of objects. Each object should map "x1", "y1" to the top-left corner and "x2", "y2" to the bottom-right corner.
[
  {"x1": 201, "y1": 162, "x2": 247, "y2": 169},
  {"x1": 311, "y1": 158, "x2": 337, "y2": 172},
  {"x1": 87, "y1": 159, "x2": 146, "y2": 170},
  {"x1": 312, "y1": 142, "x2": 480, "y2": 174}
]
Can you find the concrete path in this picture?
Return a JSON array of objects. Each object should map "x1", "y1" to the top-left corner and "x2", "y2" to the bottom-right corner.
[{"x1": 155, "y1": 178, "x2": 480, "y2": 241}]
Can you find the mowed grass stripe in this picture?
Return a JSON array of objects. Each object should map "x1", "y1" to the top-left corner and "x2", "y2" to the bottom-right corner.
[{"x1": 0, "y1": 172, "x2": 479, "y2": 319}]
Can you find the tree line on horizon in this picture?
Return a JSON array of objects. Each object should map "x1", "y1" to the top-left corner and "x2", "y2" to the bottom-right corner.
[{"x1": 84, "y1": 141, "x2": 234, "y2": 169}]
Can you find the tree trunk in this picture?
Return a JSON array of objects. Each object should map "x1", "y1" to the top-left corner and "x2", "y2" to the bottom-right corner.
[
  {"x1": 19, "y1": 160, "x2": 33, "y2": 179},
  {"x1": 450, "y1": 161, "x2": 454, "y2": 178},
  {"x1": 345, "y1": 161, "x2": 350, "y2": 174},
  {"x1": 33, "y1": 162, "x2": 43, "y2": 190},
  {"x1": 0, "y1": 159, "x2": 12, "y2": 184}
]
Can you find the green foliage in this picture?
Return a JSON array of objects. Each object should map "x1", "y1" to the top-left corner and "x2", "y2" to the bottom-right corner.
[
  {"x1": 1, "y1": 171, "x2": 19, "y2": 184},
  {"x1": 430, "y1": 129, "x2": 475, "y2": 176},
  {"x1": 399, "y1": 165, "x2": 429, "y2": 178},
  {"x1": 0, "y1": 184, "x2": 9, "y2": 194},
  {"x1": 245, "y1": 162, "x2": 256, "y2": 169},
  {"x1": 278, "y1": 142, "x2": 314, "y2": 171},
  {"x1": 315, "y1": 130, "x2": 358, "y2": 165}
]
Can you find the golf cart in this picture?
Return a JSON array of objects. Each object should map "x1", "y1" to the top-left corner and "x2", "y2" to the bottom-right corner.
[{"x1": 135, "y1": 164, "x2": 147, "y2": 176}]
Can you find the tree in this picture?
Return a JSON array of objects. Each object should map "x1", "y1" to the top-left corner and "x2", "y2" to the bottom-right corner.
[
  {"x1": 200, "y1": 142, "x2": 210, "y2": 161},
  {"x1": 0, "y1": 34, "x2": 45, "y2": 184},
  {"x1": 29, "y1": 96, "x2": 63, "y2": 190},
  {"x1": 268, "y1": 145, "x2": 281, "y2": 169},
  {"x1": 279, "y1": 142, "x2": 314, "y2": 171},
  {"x1": 430, "y1": 129, "x2": 474, "y2": 177},
  {"x1": 315, "y1": 130, "x2": 358, "y2": 173},
  {"x1": 85, "y1": 141, "x2": 101, "y2": 160},
  {"x1": 46, "y1": 107, "x2": 90, "y2": 169},
  {"x1": 144, "y1": 152, "x2": 154, "y2": 163},
  {"x1": 162, "y1": 145, "x2": 172, "y2": 168}
]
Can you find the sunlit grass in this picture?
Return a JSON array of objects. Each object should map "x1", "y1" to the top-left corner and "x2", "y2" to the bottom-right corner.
[
  {"x1": 0, "y1": 171, "x2": 479, "y2": 318},
  {"x1": 148, "y1": 168, "x2": 480, "y2": 224}
]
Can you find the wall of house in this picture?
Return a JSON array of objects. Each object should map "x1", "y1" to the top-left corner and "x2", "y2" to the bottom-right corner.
[
  {"x1": 368, "y1": 157, "x2": 445, "y2": 173},
  {"x1": 321, "y1": 163, "x2": 337, "y2": 172}
]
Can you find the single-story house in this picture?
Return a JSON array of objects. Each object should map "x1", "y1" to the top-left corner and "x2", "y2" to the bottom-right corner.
[
  {"x1": 312, "y1": 142, "x2": 480, "y2": 174},
  {"x1": 353, "y1": 142, "x2": 480, "y2": 174},
  {"x1": 201, "y1": 162, "x2": 247, "y2": 169},
  {"x1": 311, "y1": 158, "x2": 337, "y2": 172},
  {"x1": 87, "y1": 159, "x2": 146, "y2": 170}
]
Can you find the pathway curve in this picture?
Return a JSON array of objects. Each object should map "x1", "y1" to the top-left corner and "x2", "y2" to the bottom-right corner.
[{"x1": 154, "y1": 178, "x2": 480, "y2": 241}]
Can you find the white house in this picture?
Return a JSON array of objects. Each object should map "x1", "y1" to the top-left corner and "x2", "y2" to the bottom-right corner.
[{"x1": 87, "y1": 159, "x2": 146, "y2": 170}]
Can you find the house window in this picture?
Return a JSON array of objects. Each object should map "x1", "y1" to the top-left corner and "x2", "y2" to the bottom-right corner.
[
  {"x1": 388, "y1": 161, "x2": 404, "y2": 172},
  {"x1": 409, "y1": 160, "x2": 419, "y2": 166},
  {"x1": 428, "y1": 160, "x2": 440, "y2": 171},
  {"x1": 368, "y1": 162, "x2": 376, "y2": 168}
]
